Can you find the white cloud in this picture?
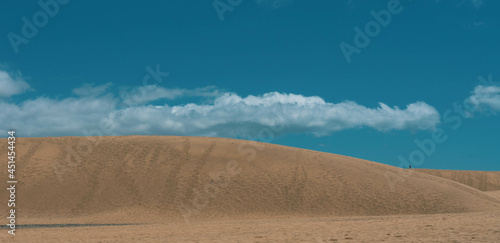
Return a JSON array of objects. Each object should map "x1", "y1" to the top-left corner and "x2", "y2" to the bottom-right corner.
[
  {"x1": 0, "y1": 89, "x2": 440, "y2": 138},
  {"x1": 0, "y1": 70, "x2": 30, "y2": 97},
  {"x1": 467, "y1": 85, "x2": 500, "y2": 112},
  {"x1": 0, "y1": 95, "x2": 116, "y2": 137}
]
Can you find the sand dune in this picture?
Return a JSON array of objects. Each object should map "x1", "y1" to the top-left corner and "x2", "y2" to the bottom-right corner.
[
  {"x1": 416, "y1": 169, "x2": 500, "y2": 191},
  {"x1": 1, "y1": 135, "x2": 499, "y2": 226}
]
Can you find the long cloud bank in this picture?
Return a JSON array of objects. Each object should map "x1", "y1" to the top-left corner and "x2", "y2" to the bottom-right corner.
[{"x1": 0, "y1": 85, "x2": 441, "y2": 138}]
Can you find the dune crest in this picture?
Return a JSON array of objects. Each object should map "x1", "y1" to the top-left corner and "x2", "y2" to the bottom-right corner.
[{"x1": 416, "y1": 169, "x2": 500, "y2": 191}]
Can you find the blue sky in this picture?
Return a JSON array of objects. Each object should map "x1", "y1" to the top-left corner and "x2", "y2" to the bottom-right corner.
[{"x1": 0, "y1": 0, "x2": 499, "y2": 170}]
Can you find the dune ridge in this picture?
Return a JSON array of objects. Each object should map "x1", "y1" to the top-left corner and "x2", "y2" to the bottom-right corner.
[
  {"x1": 1, "y1": 135, "x2": 499, "y2": 224},
  {"x1": 416, "y1": 169, "x2": 500, "y2": 191}
]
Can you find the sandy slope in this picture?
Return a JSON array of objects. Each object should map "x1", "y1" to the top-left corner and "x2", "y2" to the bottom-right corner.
[
  {"x1": 416, "y1": 169, "x2": 500, "y2": 191},
  {"x1": 1, "y1": 135, "x2": 499, "y2": 226}
]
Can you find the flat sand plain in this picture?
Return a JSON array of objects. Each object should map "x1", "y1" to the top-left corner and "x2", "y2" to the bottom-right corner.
[
  {"x1": 1, "y1": 136, "x2": 499, "y2": 242},
  {"x1": 5, "y1": 211, "x2": 500, "y2": 242}
]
